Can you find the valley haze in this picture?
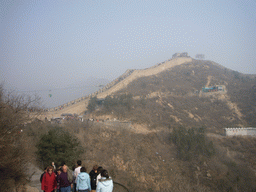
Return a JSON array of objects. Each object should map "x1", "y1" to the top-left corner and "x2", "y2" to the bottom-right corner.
[
  {"x1": 1, "y1": 1, "x2": 256, "y2": 191},
  {"x1": 1, "y1": 0, "x2": 256, "y2": 104}
]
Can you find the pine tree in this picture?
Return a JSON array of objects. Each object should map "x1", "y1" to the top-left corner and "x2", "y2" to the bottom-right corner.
[{"x1": 36, "y1": 127, "x2": 83, "y2": 167}]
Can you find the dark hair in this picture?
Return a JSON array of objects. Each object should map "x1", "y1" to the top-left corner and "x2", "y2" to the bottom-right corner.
[
  {"x1": 93, "y1": 165, "x2": 98, "y2": 171},
  {"x1": 72, "y1": 165, "x2": 76, "y2": 171},
  {"x1": 77, "y1": 160, "x2": 82, "y2": 166},
  {"x1": 80, "y1": 167, "x2": 86, "y2": 172},
  {"x1": 101, "y1": 170, "x2": 109, "y2": 179},
  {"x1": 44, "y1": 167, "x2": 47, "y2": 171},
  {"x1": 97, "y1": 166, "x2": 103, "y2": 174},
  {"x1": 61, "y1": 161, "x2": 66, "y2": 166},
  {"x1": 58, "y1": 166, "x2": 62, "y2": 172},
  {"x1": 47, "y1": 166, "x2": 54, "y2": 172}
]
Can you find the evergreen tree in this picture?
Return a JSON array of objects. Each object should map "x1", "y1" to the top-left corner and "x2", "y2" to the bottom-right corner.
[
  {"x1": 36, "y1": 127, "x2": 83, "y2": 167},
  {"x1": 171, "y1": 127, "x2": 215, "y2": 160},
  {"x1": 87, "y1": 96, "x2": 98, "y2": 112}
]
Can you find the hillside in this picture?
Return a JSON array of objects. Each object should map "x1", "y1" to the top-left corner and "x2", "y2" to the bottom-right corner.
[
  {"x1": 41, "y1": 56, "x2": 256, "y2": 130},
  {"x1": 91, "y1": 59, "x2": 256, "y2": 130},
  {"x1": 23, "y1": 56, "x2": 256, "y2": 192},
  {"x1": 41, "y1": 57, "x2": 192, "y2": 119},
  {"x1": 24, "y1": 120, "x2": 256, "y2": 192}
]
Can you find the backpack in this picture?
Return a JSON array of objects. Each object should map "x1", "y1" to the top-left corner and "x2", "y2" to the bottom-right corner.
[
  {"x1": 67, "y1": 168, "x2": 73, "y2": 183},
  {"x1": 40, "y1": 172, "x2": 45, "y2": 183}
]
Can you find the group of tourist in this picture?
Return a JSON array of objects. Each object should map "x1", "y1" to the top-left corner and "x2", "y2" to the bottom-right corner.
[{"x1": 40, "y1": 161, "x2": 113, "y2": 192}]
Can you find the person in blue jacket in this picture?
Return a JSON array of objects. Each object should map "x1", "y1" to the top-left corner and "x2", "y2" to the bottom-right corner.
[{"x1": 76, "y1": 167, "x2": 91, "y2": 192}]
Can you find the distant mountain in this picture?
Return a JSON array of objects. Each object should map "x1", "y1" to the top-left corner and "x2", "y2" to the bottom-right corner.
[
  {"x1": 94, "y1": 58, "x2": 256, "y2": 130},
  {"x1": 45, "y1": 56, "x2": 256, "y2": 130}
]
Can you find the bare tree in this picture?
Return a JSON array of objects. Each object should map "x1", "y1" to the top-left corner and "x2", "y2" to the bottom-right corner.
[{"x1": 0, "y1": 86, "x2": 41, "y2": 191}]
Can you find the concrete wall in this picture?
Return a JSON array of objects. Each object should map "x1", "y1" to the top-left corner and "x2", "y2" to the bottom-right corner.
[{"x1": 224, "y1": 128, "x2": 256, "y2": 136}]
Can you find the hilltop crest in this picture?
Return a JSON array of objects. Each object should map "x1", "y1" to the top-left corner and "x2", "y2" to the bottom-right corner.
[
  {"x1": 42, "y1": 55, "x2": 256, "y2": 129},
  {"x1": 92, "y1": 58, "x2": 256, "y2": 130},
  {"x1": 96, "y1": 56, "x2": 192, "y2": 98}
]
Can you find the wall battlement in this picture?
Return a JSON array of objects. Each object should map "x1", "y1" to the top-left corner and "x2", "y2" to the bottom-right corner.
[{"x1": 224, "y1": 128, "x2": 256, "y2": 136}]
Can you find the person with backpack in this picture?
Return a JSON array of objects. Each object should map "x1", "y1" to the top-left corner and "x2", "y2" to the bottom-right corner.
[
  {"x1": 89, "y1": 165, "x2": 98, "y2": 192},
  {"x1": 76, "y1": 167, "x2": 91, "y2": 192},
  {"x1": 40, "y1": 167, "x2": 47, "y2": 183},
  {"x1": 57, "y1": 165, "x2": 73, "y2": 192},
  {"x1": 96, "y1": 170, "x2": 113, "y2": 192},
  {"x1": 61, "y1": 162, "x2": 74, "y2": 185},
  {"x1": 41, "y1": 166, "x2": 57, "y2": 192}
]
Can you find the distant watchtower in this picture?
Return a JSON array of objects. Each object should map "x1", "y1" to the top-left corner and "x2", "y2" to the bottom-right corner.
[{"x1": 172, "y1": 52, "x2": 188, "y2": 59}]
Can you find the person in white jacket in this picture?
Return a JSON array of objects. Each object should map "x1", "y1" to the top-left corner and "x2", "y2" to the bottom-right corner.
[
  {"x1": 74, "y1": 160, "x2": 82, "y2": 192},
  {"x1": 96, "y1": 170, "x2": 113, "y2": 192}
]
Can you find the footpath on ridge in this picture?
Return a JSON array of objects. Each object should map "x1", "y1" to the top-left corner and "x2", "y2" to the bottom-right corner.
[{"x1": 42, "y1": 57, "x2": 192, "y2": 119}]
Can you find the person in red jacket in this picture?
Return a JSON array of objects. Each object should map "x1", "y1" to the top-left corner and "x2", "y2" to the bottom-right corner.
[{"x1": 41, "y1": 166, "x2": 57, "y2": 192}]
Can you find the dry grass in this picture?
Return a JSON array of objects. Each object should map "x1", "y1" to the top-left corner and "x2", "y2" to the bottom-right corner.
[
  {"x1": 0, "y1": 87, "x2": 41, "y2": 191},
  {"x1": 21, "y1": 119, "x2": 256, "y2": 191},
  {"x1": 58, "y1": 121, "x2": 256, "y2": 191},
  {"x1": 108, "y1": 59, "x2": 256, "y2": 130}
]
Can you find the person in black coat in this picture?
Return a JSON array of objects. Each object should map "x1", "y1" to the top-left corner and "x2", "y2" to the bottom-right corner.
[
  {"x1": 89, "y1": 165, "x2": 99, "y2": 192},
  {"x1": 40, "y1": 167, "x2": 47, "y2": 183}
]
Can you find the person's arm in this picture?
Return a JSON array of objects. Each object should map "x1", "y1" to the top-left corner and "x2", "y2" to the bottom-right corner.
[
  {"x1": 74, "y1": 168, "x2": 78, "y2": 178},
  {"x1": 110, "y1": 180, "x2": 113, "y2": 191},
  {"x1": 88, "y1": 175, "x2": 91, "y2": 191},
  {"x1": 41, "y1": 174, "x2": 45, "y2": 191},
  {"x1": 96, "y1": 182, "x2": 101, "y2": 192},
  {"x1": 96, "y1": 174, "x2": 100, "y2": 185},
  {"x1": 53, "y1": 173, "x2": 57, "y2": 189},
  {"x1": 40, "y1": 173, "x2": 43, "y2": 183},
  {"x1": 76, "y1": 175, "x2": 79, "y2": 191},
  {"x1": 56, "y1": 174, "x2": 60, "y2": 183}
]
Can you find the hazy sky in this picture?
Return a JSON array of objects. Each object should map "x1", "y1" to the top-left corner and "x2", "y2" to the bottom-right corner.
[{"x1": 1, "y1": 0, "x2": 256, "y2": 107}]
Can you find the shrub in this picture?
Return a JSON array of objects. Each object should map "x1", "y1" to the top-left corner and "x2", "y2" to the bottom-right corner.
[
  {"x1": 99, "y1": 94, "x2": 133, "y2": 113},
  {"x1": 36, "y1": 127, "x2": 83, "y2": 167},
  {"x1": 87, "y1": 96, "x2": 98, "y2": 112},
  {"x1": 0, "y1": 86, "x2": 40, "y2": 191},
  {"x1": 171, "y1": 127, "x2": 215, "y2": 160},
  {"x1": 103, "y1": 94, "x2": 133, "y2": 110}
]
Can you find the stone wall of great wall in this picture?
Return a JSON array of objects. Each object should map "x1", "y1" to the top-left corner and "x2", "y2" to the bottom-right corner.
[
  {"x1": 47, "y1": 69, "x2": 136, "y2": 112},
  {"x1": 224, "y1": 128, "x2": 256, "y2": 136},
  {"x1": 47, "y1": 55, "x2": 180, "y2": 112}
]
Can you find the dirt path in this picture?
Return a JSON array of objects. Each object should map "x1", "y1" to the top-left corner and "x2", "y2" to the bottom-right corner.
[
  {"x1": 218, "y1": 94, "x2": 243, "y2": 120},
  {"x1": 206, "y1": 76, "x2": 212, "y2": 87},
  {"x1": 46, "y1": 99, "x2": 89, "y2": 118},
  {"x1": 97, "y1": 120, "x2": 167, "y2": 135},
  {"x1": 26, "y1": 163, "x2": 42, "y2": 192}
]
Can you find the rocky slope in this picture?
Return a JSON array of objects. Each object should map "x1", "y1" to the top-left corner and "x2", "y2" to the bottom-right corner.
[
  {"x1": 93, "y1": 59, "x2": 256, "y2": 130},
  {"x1": 42, "y1": 57, "x2": 193, "y2": 118},
  {"x1": 42, "y1": 57, "x2": 256, "y2": 130}
]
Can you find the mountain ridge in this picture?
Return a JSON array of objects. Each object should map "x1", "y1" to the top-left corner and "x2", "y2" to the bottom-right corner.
[
  {"x1": 42, "y1": 56, "x2": 256, "y2": 127},
  {"x1": 92, "y1": 58, "x2": 256, "y2": 129}
]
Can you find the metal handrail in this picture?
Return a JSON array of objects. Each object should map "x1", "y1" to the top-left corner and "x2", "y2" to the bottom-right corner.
[{"x1": 113, "y1": 181, "x2": 130, "y2": 192}]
